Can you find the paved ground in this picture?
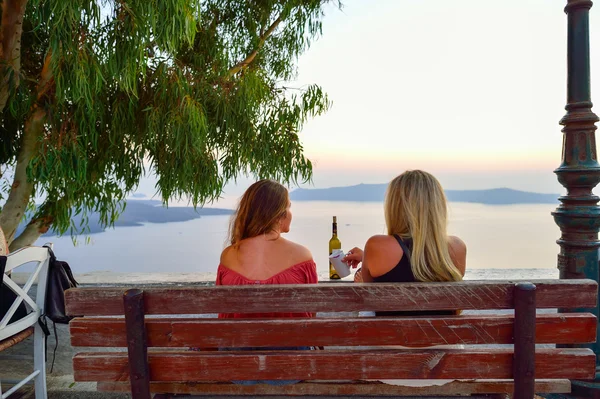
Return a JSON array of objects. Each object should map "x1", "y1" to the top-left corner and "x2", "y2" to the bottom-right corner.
[{"x1": 0, "y1": 306, "x2": 132, "y2": 398}]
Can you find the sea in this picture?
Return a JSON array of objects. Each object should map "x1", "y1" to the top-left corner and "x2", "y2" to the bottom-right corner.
[{"x1": 30, "y1": 200, "x2": 562, "y2": 282}]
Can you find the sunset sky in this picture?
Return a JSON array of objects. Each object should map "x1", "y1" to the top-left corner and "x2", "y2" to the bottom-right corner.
[
  {"x1": 140, "y1": 0, "x2": 600, "y2": 199},
  {"x1": 290, "y1": 0, "x2": 595, "y2": 194}
]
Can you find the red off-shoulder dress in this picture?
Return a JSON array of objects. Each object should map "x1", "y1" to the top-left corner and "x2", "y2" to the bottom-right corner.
[{"x1": 216, "y1": 260, "x2": 318, "y2": 319}]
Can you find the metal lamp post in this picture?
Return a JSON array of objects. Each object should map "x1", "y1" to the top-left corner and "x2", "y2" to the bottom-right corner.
[{"x1": 553, "y1": 0, "x2": 600, "y2": 394}]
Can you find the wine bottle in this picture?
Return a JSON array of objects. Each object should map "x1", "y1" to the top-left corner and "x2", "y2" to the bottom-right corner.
[{"x1": 329, "y1": 216, "x2": 342, "y2": 279}]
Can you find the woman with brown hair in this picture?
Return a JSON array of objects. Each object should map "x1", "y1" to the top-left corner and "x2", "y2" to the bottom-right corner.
[
  {"x1": 214, "y1": 180, "x2": 317, "y2": 386},
  {"x1": 217, "y1": 179, "x2": 317, "y2": 318}
]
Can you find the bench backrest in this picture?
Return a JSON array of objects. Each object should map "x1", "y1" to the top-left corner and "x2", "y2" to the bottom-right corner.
[{"x1": 66, "y1": 280, "x2": 598, "y2": 390}]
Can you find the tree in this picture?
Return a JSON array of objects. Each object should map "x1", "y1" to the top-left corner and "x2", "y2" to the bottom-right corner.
[{"x1": 0, "y1": 0, "x2": 336, "y2": 250}]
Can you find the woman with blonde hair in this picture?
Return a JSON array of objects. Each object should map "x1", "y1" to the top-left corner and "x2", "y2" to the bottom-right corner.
[
  {"x1": 343, "y1": 170, "x2": 466, "y2": 316},
  {"x1": 217, "y1": 179, "x2": 317, "y2": 318}
]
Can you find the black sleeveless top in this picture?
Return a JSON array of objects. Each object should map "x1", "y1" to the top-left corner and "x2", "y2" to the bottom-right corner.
[{"x1": 372, "y1": 235, "x2": 455, "y2": 317}]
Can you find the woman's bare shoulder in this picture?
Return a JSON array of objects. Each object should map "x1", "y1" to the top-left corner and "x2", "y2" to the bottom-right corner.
[
  {"x1": 448, "y1": 235, "x2": 467, "y2": 252},
  {"x1": 365, "y1": 234, "x2": 399, "y2": 250},
  {"x1": 281, "y1": 238, "x2": 313, "y2": 261},
  {"x1": 220, "y1": 244, "x2": 236, "y2": 265},
  {"x1": 448, "y1": 235, "x2": 467, "y2": 275},
  {"x1": 364, "y1": 235, "x2": 403, "y2": 277}
]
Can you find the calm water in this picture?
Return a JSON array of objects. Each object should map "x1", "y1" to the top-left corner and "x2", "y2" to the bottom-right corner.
[{"x1": 33, "y1": 201, "x2": 561, "y2": 280}]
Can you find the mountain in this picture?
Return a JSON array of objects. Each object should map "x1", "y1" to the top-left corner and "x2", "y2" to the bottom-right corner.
[
  {"x1": 289, "y1": 184, "x2": 559, "y2": 205},
  {"x1": 16, "y1": 200, "x2": 233, "y2": 237}
]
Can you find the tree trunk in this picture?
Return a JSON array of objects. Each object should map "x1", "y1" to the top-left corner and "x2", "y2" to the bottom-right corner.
[
  {"x1": 0, "y1": 50, "x2": 53, "y2": 245},
  {"x1": 0, "y1": 107, "x2": 45, "y2": 243},
  {"x1": 9, "y1": 213, "x2": 53, "y2": 251},
  {"x1": 0, "y1": 0, "x2": 28, "y2": 113}
]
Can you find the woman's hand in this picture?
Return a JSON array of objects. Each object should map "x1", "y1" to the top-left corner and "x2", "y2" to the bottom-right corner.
[
  {"x1": 353, "y1": 267, "x2": 363, "y2": 282},
  {"x1": 343, "y1": 247, "x2": 364, "y2": 269}
]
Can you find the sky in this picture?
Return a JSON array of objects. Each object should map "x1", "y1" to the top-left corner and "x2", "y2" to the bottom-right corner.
[{"x1": 140, "y1": 0, "x2": 600, "y2": 199}]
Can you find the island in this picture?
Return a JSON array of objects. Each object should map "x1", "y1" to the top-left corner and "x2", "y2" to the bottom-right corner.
[
  {"x1": 16, "y1": 200, "x2": 233, "y2": 237},
  {"x1": 289, "y1": 184, "x2": 559, "y2": 205}
]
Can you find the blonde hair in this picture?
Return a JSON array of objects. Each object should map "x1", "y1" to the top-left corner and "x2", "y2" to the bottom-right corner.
[
  {"x1": 384, "y1": 170, "x2": 462, "y2": 282},
  {"x1": 228, "y1": 180, "x2": 289, "y2": 245}
]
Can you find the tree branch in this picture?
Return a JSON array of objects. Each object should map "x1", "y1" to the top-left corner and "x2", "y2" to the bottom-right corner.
[
  {"x1": 0, "y1": 51, "x2": 53, "y2": 244},
  {"x1": 0, "y1": 0, "x2": 29, "y2": 113},
  {"x1": 9, "y1": 211, "x2": 53, "y2": 251},
  {"x1": 227, "y1": 15, "x2": 282, "y2": 78},
  {"x1": 9, "y1": 194, "x2": 69, "y2": 251},
  {"x1": 34, "y1": 49, "x2": 54, "y2": 101}
]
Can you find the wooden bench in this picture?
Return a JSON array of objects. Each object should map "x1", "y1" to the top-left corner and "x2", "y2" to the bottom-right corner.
[{"x1": 65, "y1": 279, "x2": 598, "y2": 399}]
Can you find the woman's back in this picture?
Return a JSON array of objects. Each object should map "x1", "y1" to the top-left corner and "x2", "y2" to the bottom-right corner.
[
  {"x1": 367, "y1": 234, "x2": 467, "y2": 281},
  {"x1": 219, "y1": 235, "x2": 314, "y2": 282},
  {"x1": 370, "y1": 234, "x2": 466, "y2": 316},
  {"x1": 217, "y1": 235, "x2": 317, "y2": 318}
]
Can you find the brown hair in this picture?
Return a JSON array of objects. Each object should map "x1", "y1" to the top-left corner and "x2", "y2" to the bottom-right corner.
[{"x1": 228, "y1": 180, "x2": 289, "y2": 245}]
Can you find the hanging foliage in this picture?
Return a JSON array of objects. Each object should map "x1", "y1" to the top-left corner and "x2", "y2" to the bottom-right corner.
[{"x1": 0, "y1": 0, "x2": 337, "y2": 250}]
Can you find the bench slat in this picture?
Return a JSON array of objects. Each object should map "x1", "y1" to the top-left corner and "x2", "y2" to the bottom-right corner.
[
  {"x1": 69, "y1": 313, "x2": 597, "y2": 347},
  {"x1": 73, "y1": 348, "x2": 595, "y2": 382},
  {"x1": 97, "y1": 379, "x2": 572, "y2": 396},
  {"x1": 65, "y1": 280, "x2": 598, "y2": 316}
]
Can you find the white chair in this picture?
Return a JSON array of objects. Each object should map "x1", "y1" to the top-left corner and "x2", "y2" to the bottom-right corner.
[{"x1": 0, "y1": 244, "x2": 52, "y2": 399}]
